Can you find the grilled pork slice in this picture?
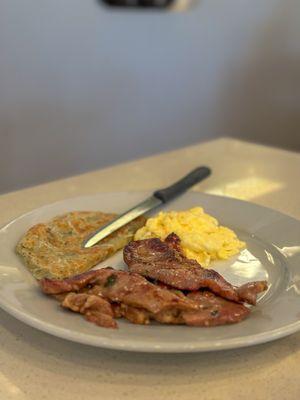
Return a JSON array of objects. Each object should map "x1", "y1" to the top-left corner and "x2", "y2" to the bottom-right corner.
[
  {"x1": 40, "y1": 269, "x2": 106, "y2": 294},
  {"x1": 57, "y1": 289, "x2": 250, "y2": 328},
  {"x1": 112, "y1": 304, "x2": 151, "y2": 325},
  {"x1": 110, "y1": 291, "x2": 250, "y2": 326},
  {"x1": 123, "y1": 233, "x2": 268, "y2": 305},
  {"x1": 181, "y1": 291, "x2": 250, "y2": 326},
  {"x1": 41, "y1": 268, "x2": 252, "y2": 328},
  {"x1": 236, "y1": 281, "x2": 268, "y2": 307},
  {"x1": 40, "y1": 267, "x2": 198, "y2": 315},
  {"x1": 62, "y1": 292, "x2": 117, "y2": 328}
]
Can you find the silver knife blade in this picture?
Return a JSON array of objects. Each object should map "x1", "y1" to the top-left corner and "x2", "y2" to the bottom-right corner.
[
  {"x1": 83, "y1": 166, "x2": 211, "y2": 248},
  {"x1": 83, "y1": 195, "x2": 162, "y2": 248}
]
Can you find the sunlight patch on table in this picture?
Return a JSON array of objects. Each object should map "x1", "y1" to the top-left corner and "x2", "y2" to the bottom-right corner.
[
  {"x1": 0, "y1": 372, "x2": 25, "y2": 398},
  {"x1": 205, "y1": 177, "x2": 284, "y2": 200}
]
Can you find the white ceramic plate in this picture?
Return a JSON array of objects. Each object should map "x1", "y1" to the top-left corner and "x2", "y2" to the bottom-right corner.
[{"x1": 0, "y1": 192, "x2": 300, "y2": 353}]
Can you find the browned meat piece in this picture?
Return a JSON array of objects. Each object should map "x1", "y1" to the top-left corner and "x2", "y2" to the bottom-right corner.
[
  {"x1": 123, "y1": 233, "x2": 267, "y2": 305},
  {"x1": 41, "y1": 267, "x2": 254, "y2": 328},
  {"x1": 111, "y1": 291, "x2": 250, "y2": 327},
  {"x1": 112, "y1": 303, "x2": 151, "y2": 325},
  {"x1": 40, "y1": 269, "x2": 104, "y2": 294},
  {"x1": 40, "y1": 267, "x2": 199, "y2": 315},
  {"x1": 181, "y1": 291, "x2": 250, "y2": 326},
  {"x1": 237, "y1": 281, "x2": 268, "y2": 306},
  {"x1": 62, "y1": 292, "x2": 117, "y2": 328}
]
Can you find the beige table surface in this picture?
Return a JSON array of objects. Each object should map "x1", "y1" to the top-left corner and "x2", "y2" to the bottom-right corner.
[{"x1": 0, "y1": 138, "x2": 300, "y2": 400}]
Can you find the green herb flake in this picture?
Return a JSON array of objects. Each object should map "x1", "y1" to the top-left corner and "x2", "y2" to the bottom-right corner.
[
  {"x1": 210, "y1": 310, "x2": 219, "y2": 317},
  {"x1": 104, "y1": 274, "x2": 117, "y2": 288}
]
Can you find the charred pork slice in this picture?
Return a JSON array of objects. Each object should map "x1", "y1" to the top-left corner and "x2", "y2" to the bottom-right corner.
[
  {"x1": 181, "y1": 291, "x2": 250, "y2": 326},
  {"x1": 111, "y1": 291, "x2": 250, "y2": 327},
  {"x1": 123, "y1": 233, "x2": 267, "y2": 305},
  {"x1": 40, "y1": 267, "x2": 198, "y2": 315},
  {"x1": 40, "y1": 268, "x2": 252, "y2": 328},
  {"x1": 61, "y1": 289, "x2": 250, "y2": 327},
  {"x1": 62, "y1": 292, "x2": 117, "y2": 328}
]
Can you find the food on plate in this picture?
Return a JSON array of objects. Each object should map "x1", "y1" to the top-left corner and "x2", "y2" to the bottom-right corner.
[
  {"x1": 134, "y1": 207, "x2": 245, "y2": 267},
  {"x1": 16, "y1": 211, "x2": 146, "y2": 280},
  {"x1": 113, "y1": 293, "x2": 250, "y2": 327},
  {"x1": 20, "y1": 206, "x2": 267, "y2": 330},
  {"x1": 40, "y1": 267, "x2": 252, "y2": 328},
  {"x1": 124, "y1": 233, "x2": 267, "y2": 305},
  {"x1": 62, "y1": 292, "x2": 117, "y2": 328},
  {"x1": 41, "y1": 267, "x2": 199, "y2": 328},
  {"x1": 180, "y1": 291, "x2": 250, "y2": 326},
  {"x1": 40, "y1": 267, "x2": 197, "y2": 314},
  {"x1": 40, "y1": 237, "x2": 267, "y2": 329}
]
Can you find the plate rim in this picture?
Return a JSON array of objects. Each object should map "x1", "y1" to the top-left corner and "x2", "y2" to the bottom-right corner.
[
  {"x1": 1, "y1": 191, "x2": 300, "y2": 353},
  {"x1": 1, "y1": 293, "x2": 300, "y2": 353},
  {"x1": 2, "y1": 190, "x2": 300, "y2": 229}
]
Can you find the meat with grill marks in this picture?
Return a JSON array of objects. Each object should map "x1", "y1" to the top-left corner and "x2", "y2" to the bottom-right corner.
[
  {"x1": 182, "y1": 291, "x2": 250, "y2": 326},
  {"x1": 60, "y1": 288, "x2": 250, "y2": 328},
  {"x1": 123, "y1": 233, "x2": 267, "y2": 305},
  {"x1": 40, "y1": 267, "x2": 198, "y2": 315},
  {"x1": 62, "y1": 292, "x2": 117, "y2": 328},
  {"x1": 40, "y1": 267, "x2": 252, "y2": 329},
  {"x1": 114, "y1": 290, "x2": 250, "y2": 327}
]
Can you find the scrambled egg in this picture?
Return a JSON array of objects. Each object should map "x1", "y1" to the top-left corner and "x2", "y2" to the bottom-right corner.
[{"x1": 134, "y1": 207, "x2": 245, "y2": 267}]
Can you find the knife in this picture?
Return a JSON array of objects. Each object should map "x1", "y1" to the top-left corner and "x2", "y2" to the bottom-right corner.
[{"x1": 83, "y1": 166, "x2": 211, "y2": 248}]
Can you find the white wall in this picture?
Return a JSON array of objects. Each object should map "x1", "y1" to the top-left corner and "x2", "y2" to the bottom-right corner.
[{"x1": 1, "y1": 0, "x2": 299, "y2": 193}]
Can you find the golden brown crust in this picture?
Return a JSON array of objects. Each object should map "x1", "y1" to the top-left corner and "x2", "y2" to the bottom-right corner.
[{"x1": 16, "y1": 211, "x2": 146, "y2": 280}]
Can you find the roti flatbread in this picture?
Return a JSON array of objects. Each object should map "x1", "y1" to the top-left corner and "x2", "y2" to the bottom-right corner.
[{"x1": 16, "y1": 211, "x2": 146, "y2": 280}]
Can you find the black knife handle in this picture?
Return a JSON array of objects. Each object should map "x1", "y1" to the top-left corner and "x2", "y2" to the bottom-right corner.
[{"x1": 153, "y1": 166, "x2": 211, "y2": 203}]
